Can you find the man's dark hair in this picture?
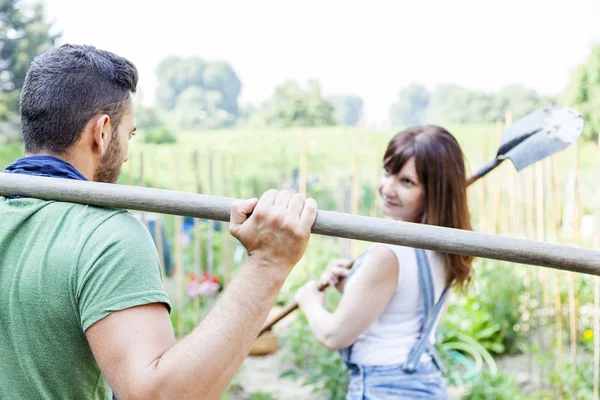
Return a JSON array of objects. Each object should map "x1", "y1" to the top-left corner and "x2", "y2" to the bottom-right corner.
[{"x1": 20, "y1": 44, "x2": 138, "y2": 154}]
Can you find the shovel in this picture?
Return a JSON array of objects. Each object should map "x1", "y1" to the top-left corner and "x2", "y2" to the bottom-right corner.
[{"x1": 257, "y1": 106, "x2": 585, "y2": 339}]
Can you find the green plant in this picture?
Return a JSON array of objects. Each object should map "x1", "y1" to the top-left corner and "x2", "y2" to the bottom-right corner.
[
  {"x1": 249, "y1": 392, "x2": 276, "y2": 400},
  {"x1": 463, "y1": 371, "x2": 524, "y2": 400},
  {"x1": 280, "y1": 313, "x2": 349, "y2": 400},
  {"x1": 440, "y1": 296, "x2": 505, "y2": 355},
  {"x1": 550, "y1": 359, "x2": 596, "y2": 399},
  {"x1": 476, "y1": 262, "x2": 530, "y2": 355}
]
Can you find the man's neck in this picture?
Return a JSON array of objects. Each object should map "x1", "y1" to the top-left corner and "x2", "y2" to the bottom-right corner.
[{"x1": 26, "y1": 150, "x2": 94, "y2": 181}]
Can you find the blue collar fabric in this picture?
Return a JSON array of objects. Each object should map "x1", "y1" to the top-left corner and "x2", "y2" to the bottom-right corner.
[
  {"x1": 3, "y1": 155, "x2": 87, "y2": 199},
  {"x1": 4, "y1": 155, "x2": 87, "y2": 181}
]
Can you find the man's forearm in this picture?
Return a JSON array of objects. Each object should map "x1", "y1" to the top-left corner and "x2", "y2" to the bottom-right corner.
[{"x1": 149, "y1": 260, "x2": 288, "y2": 400}]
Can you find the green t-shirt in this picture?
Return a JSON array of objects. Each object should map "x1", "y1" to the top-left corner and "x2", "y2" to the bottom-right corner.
[{"x1": 0, "y1": 196, "x2": 171, "y2": 399}]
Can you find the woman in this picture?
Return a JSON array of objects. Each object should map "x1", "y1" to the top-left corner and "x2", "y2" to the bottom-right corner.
[{"x1": 295, "y1": 125, "x2": 474, "y2": 399}]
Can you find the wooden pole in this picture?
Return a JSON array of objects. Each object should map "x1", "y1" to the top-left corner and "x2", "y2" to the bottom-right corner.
[
  {"x1": 3, "y1": 173, "x2": 600, "y2": 275},
  {"x1": 568, "y1": 142, "x2": 581, "y2": 370},
  {"x1": 535, "y1": 160, "x2": 547, "y2": 384},
  {"x1": 478, "y1": 121, "x2": 489, "y2": 232},
  {"x1": 525, "y1": 166, "x2": 535, "y2": 382},
  {"x1": 222, "y1": 155, "x2": 232, "y2": 287},
  {"x1": 550, "y1": 156, "x2": 564, "y2": 375},
  {"x1": 174, "y1": 158, "x2": 185, "y2": 338},
  {"x1": 207, "y1": 151, "x2": 215, "y2": 278},
  {"x1": 492, "y1": 120, "x2": 503, "y2": 233},
  {"x1": 299, "y1": 129, "x2": 308, "y2": 198},
  {"x1": 139, "y1": 152, "x2": 148, "y2": 230},
  {"x1": 338, "y1": 177, "x2": 352, "y2": 260},
  {"x1": 594, "y1": 233, "x2": 600, "y2": 400},
  {"x1": 595, "y1": 134, "x2": 600, "y2": 400},
  {"x1": 192, "y1": 150, "x2": 203, "y2": 321},
  {"x1": 297, "y1": 129, "x2": 309, "y2": 277},
  {"x1": 150, "y1": 153, "x2": 166, "y2": 282},
  {"x1": 350, "y1": 132, "x2": 359, "y2": 258}
]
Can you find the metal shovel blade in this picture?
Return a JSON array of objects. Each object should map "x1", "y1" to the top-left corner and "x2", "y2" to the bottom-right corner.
[{"x1": 501, "y1": 107, "x2": 584, "y2": 171}]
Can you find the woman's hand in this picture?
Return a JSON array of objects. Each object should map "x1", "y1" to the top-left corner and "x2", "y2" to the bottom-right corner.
[
  {"x1": 295, "y1": 280, "x2": 325, "y2": 309},
  {"x1": 319, "y1": 259, "x2": 352, "y2": 292}
]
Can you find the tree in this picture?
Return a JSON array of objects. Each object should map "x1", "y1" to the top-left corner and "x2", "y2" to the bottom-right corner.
[
  {"x1": 155, "y1": 56, "x2": 241, "y2": 129},
  {"x1": 329, "y1": 95, "x2": 363, "y2": 126},
  {"x1": 203, "y1": 61, "x2": 241, "y2": 117},
  {"x1": 562, "y1": 44, "x2": 600, "y2": 141},
  {"x1": 424, "y1": 84, "x2": 474, "y2": 124},
  {"x1": 389, "y1": 84, "x2": 429, "y2": 126},
  {"x1": 492, "y1": 85, "x2": 555, "y2": 122},
  {"x1": 264, "y1": 80, "x2": 335, "y2": 127},
  {"x1": 155, "y1": 56, "x2": 207, "y2": 111},
  {"x1": 401, "y1": 83, "x2": 553, "y2": 126},
  {"x1": 0, "y1": 0, "x2": 59, "y2": 120}
]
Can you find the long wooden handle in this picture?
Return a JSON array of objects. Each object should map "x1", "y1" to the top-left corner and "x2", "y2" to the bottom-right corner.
[
  {"x1": 1, "y1": 173, "x2": 599, "y2": 274},
  {"x1": 259, "y1": 259, "x2": 356, "y2": 334}
]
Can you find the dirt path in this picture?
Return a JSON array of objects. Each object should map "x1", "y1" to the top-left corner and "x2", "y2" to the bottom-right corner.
[
  {"x1": 236, "y1": 349, "x2": 324, "y2": 400},
  {"x1": 234, "y1": 309, "x2": 325, "y2": 400}
]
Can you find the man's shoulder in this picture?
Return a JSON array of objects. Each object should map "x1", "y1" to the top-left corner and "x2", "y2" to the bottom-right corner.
[
  {"x1": 40, "y1": 200, "x2": 150, "y2": 245},
  {"x1": 44, "y1": 200, "x2": 137, "y2": 227}
]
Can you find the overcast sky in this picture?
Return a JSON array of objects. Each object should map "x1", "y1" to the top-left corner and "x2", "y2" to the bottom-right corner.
[{"x1": 38, "y1": 0, "x2": 600, "y2": 124}]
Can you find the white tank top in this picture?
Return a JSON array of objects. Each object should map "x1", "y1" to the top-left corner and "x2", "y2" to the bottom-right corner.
[{"x1": 343, "y1": 243, "x2": 449, "y2": 366}]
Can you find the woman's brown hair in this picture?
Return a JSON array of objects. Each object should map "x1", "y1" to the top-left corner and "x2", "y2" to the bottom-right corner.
[{"x1": 383, "y1": 125, "x2": 474, "y2": 290}]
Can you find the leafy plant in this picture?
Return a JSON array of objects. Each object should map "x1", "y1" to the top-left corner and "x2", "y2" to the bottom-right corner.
[
  {"x1": 550, "y1": 360, "x2": 596, "y2": 399},
  {"x1": 280, "y1": 313, "x2": 349, "y2": 400},
  {"x1": 440, "y1": 295, "x2": 505, "y2": 355},
  {"x1": 248, "y1": 392, "x2": 277, "y2": 400},
  {"x1": 463, "y1": 371, "x2": 524, "y2": 400}
]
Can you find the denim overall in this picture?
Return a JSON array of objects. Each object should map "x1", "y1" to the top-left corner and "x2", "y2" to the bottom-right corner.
[{"x1": 340, "y1": 248, "x2": 451, "y2": 399}]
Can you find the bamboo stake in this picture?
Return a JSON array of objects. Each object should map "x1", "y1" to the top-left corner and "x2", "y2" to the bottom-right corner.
[
  {"x1": 139, "y1": 152, "x2": 148, "y2": 230},
  {"x1": 492, "y1": 120, "x2": 503, "y2": 233},
  {"x1": 297, "y1": 130, "x2": 309, "y2": 277},
  {"x1": 222, "y1": 155, "x2": 232, "y2": 287},
  {"x1": 350, "y1": 132, "x2": 359, "y2": 258},
  {"x1": 2, "y1": 173, "x2": 600, "y2": 274},
  {"x1": 525, "y1": 166, "x2": 535, "y2": 382},
  {"x1": 151, "y1": 153, "x2": 166, "y2": 282},
  {"x1": 192, "y1": 150, "x2": 203, "y2": 321},
  {"x1": 299, "y1": 129, "x2": 308, "y2": 198},
  {"x1": 280, "y1": 146, "x2": 287, "y2": 189},
  {"x1": 550, "y1": 156, "x2": 564, "y2": 374},
  {"x1": 595, "y1": 134, "x2": 600, "y2": 400},
  {"x1": 535, "y1": 160, "x2": 547, "y2": 384},
  {"x1": 478, "y1": 121, "x2": 489, "y2": 232},
  {"x1": 568, "y1": 142, "x2": 581, "y2": 370},
  {"x1": 207, "y1": 151, "x2": 215, "y2": 278},
  {"x1": 338, "y1": 177, "x2": 352, "y2": 259},
  {"x1": 174, "y1": 158, "x2": 185, "y2": 338},
  {"x1": 594, "y1": 234, "x2": 600, "y2": 400}
]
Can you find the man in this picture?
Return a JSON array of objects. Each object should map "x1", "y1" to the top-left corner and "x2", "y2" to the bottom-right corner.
[{"x1": 0, "y1": 44, "x2": 317, "y2": 400}]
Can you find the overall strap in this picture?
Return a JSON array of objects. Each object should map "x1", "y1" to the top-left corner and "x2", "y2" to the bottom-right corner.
[{"x1": 403, "y1": 248, "x2": 451, "y2": 373}]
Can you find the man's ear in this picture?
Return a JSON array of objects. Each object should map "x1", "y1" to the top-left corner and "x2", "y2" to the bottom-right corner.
[{"x1": 92, "y1": 114, "x2": 112, "y2": 156}]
